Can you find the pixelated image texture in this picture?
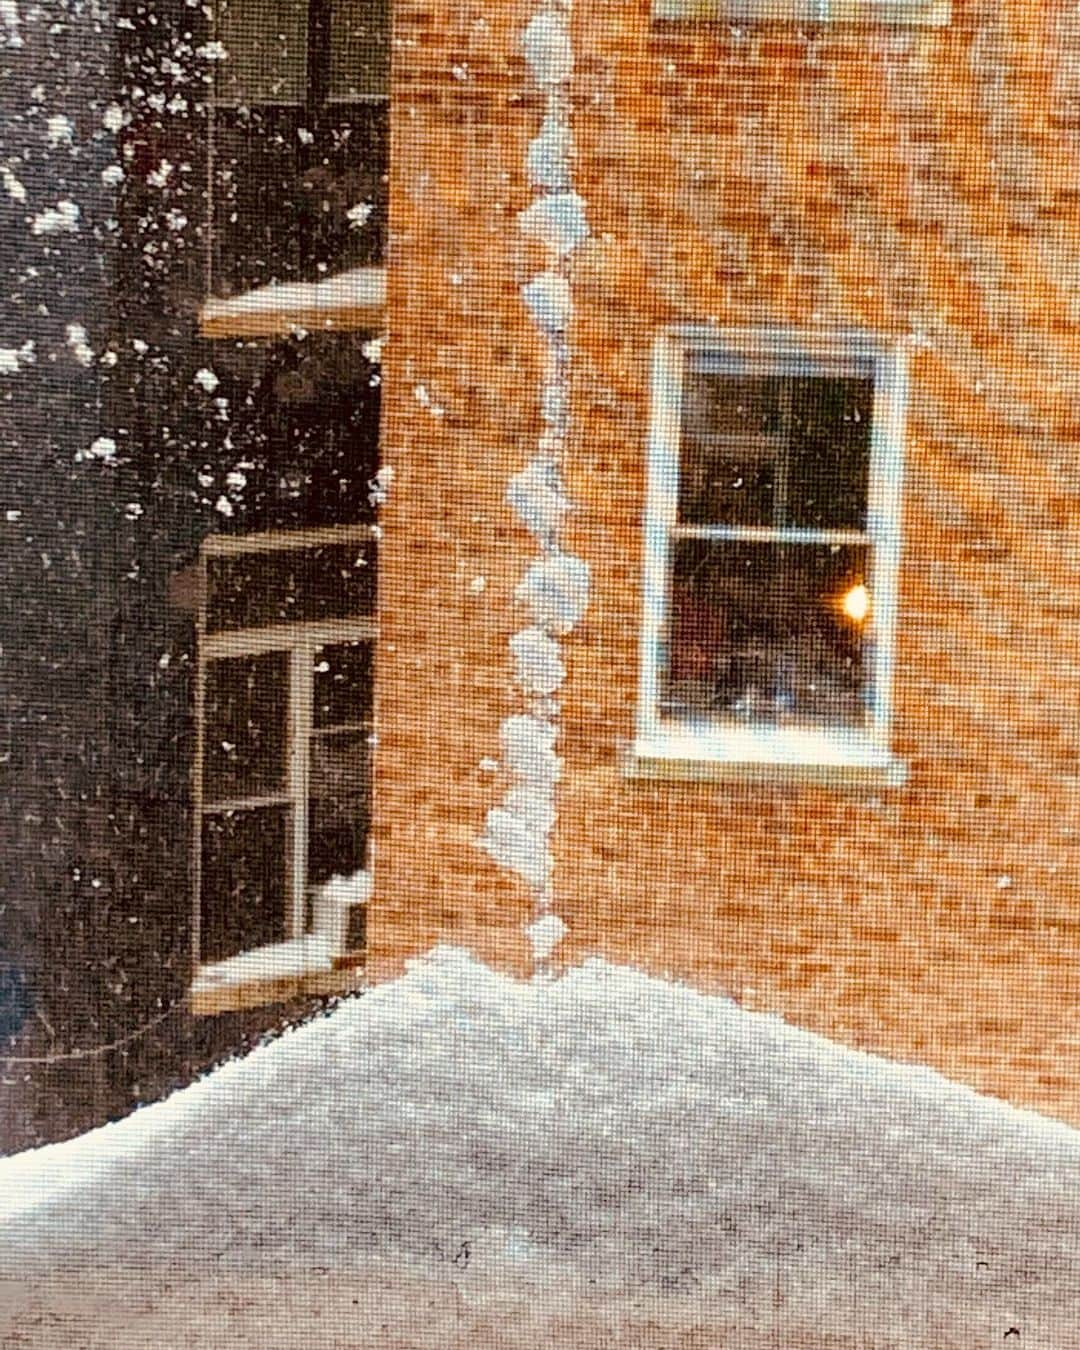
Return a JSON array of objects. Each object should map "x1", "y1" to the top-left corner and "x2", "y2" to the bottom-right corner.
[{"x1": 1, "y1": 0, "x2": 1079, "y2": 1344}]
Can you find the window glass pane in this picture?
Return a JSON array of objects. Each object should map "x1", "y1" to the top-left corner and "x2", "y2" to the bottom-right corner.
[
  {"x1": 206, "y1": 540, "x2": 377, "y2": 632},
  {"x1": 678, "y1": 373, "x2": 785, "y2": 527},
  {"x1": 314, "y1": 640, "x2": 374, "y2": 728},
  {"x1": 210, "y1": 111, "x2": 305, "y2": 291},
  {"x1": 215, "y1": 0, "x2": 308, "y2": 105},
  {"x1": 661, "y1": 538, "x2": 871, "y2": 729},
  {"x1": 677, "y1": 370, "x2": 872, "y2": 531},
  {"x1": 787, "y1": 376, "x2": 872, "y2": 530},
  {"x1": 308, "y1": 729, "x2": 371, "y2": 885},
  {"x1": 203, "y1": 652, "x2": 289, "y2": 801},
  {"x1": 330, "y1": 0, "x2": 390, "y2": 100},
  {"x1": 200, "y1": 807, "x2": 288, "y2": 962},
  {"x1": 210, "y1": 103, "x2": 389, "y2": 294}
]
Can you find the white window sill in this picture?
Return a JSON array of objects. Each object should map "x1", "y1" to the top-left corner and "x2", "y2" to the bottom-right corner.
[
  {"x1": 191, "y1": 936, "x2": 365, "y2": 1017},
  {"x1": 652, "y1": 0, "x2": 950, "y2": 25},
  {"x1": 624, "y1": 725, "x2": 907, "y2": 789}
]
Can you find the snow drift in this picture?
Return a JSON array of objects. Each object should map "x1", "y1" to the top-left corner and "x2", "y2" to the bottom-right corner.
[{"x1": 1, "y1": 949, "x2": 1078, "y2": 1345}]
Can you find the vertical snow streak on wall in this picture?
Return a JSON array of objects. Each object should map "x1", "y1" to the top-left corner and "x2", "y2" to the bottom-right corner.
[{"x1": 478, "y1": 0, "x2": 589, "y2": 974}]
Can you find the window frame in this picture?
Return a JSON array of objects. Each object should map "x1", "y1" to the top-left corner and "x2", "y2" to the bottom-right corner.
[
  {"x1": 651, "y1": 0, "x2": 949, "y2": 25},
  {"x1": 191, "y1": 523, "x2": 377, "y2": 983},
  {"x1": 631, "y1": 326, "x2": 908, "y2": 788}
]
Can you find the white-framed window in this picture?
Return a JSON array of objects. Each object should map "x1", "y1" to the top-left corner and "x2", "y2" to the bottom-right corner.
[
  {"x1": 652, "y1": 0, "x2": 949, "y2": 25},
  {"x1": 191, "y1": 524, "x2": 376, "y2": 990},
  {"x1": 631, "y1": 327, "x2": 907, "y2": 787}
]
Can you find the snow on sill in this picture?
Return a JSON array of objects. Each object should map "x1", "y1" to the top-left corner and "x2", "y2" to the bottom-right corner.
[
  {"x1": 626, "y1": 725, "x2": 907, "y2": 788},
  {"x1": 199, "y1": 267, "x2": 386, "y2": 338},
  {"x1": 652, "y1": 0, "x2": 951, "y2": 26},
  {"x1": 192, "y1": 935, "x2": 334, "y2": 993}
]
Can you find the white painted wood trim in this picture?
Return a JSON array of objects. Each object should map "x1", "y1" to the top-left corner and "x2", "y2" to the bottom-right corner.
[
  {"x1": 201, "y1": 793, "x2": 293, "y2": 814},
  {"x1": 652, "y1": 0, "x2": 950, "y2": 25},
  {"x1": 636, "y1": 325, "x2": 908, "y2": 775},
  {"x1": 203, "y1": 617, "x2": 377, "y2": 659},
  {"x1": 201, "y1": 523, "x2": 375, "y2": 556},
  {"x1": 637, "y1": 334, "x2": 683, "y2": 745},
  {"x1": 199, "y1": 267, "x2": 387, "y2": 340},
  {"x1": 193, "y1": 523, "x2": 378, "y2": 971},
  {"x1": 288, "y1": 644, "x2": 312, "y2": 939}
]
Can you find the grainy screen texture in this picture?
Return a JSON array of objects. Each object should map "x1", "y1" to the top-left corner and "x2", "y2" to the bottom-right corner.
[{"x1": 1, "y1": 0, "x2": 1078, "y2": 1345}]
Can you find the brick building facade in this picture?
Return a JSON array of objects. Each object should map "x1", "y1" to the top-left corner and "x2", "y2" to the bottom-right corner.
[
  {"x1": 371, "y1": 0, "x2": 1080, "y2": 1123},
  {"x1": 7, "y1": 0, "x2": 1080, "y2": 1151}
]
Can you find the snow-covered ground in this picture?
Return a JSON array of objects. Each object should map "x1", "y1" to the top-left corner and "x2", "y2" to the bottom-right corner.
[{"x1": 1, "y1": 947, "x2": 1079, "y2": 1347}]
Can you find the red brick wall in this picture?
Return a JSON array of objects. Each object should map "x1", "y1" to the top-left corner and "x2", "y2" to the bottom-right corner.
[{"x1": 374, "y1": 0, "x2": 1080, "y2": 1123}]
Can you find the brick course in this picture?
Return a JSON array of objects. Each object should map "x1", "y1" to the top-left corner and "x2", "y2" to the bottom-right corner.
[{"x1": 374, "y1": 0, "x2": 1080, "y2": 1123}]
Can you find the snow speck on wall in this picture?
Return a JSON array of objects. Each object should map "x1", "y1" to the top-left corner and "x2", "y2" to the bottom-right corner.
[
  {"x1": 0, "y1": 0, "x2": 22, "y2": 47},
  {"x1": 526, "y1": 115, "x2": 572, "y2": 190},
  {"x1": 1, "y1": 164, "x2": 26, "y2": 202},
  {"x1": 499, "y1": 713, "x2": 561, "y2": 788},
  {"x1": 101, "y1": 102, "x2": 125, "y2": 133},
  {"x1": 521, "y1": 10, "x2": 573, "y2": 86},
  {"x1": 75, "y1": 436, "x2": 117, "y2": 464},
  {"x1": 509, "y1": 625, "x2": 566, "y2": 696},
  {"x1": 517, "y1": 191, "x2": 589, "y2": 258},
  {"x1": 44, "y1": 114, "x2": 74, "y2": 148},
  {"x1": 524, "y1": 911, "x2": 568, "y2": 961},
  {"x1": 506, "y1": 456, "x2": 571, "y2": 541},
  {"x1": 65, "y1": 324, "x2": 94, "y2": 367},
  {"x1": 521, "y1": 269, "x2": 571, "y2": 333},
  {"x1": 0, "y1": 340, "x2": 34, "y2": 375},
  {"x1": 515, "y1": 551, "x2": 591, "y2": 635}
]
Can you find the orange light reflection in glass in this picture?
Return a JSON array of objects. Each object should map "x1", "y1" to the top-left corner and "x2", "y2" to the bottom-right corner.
[{"x1": 838, "y1": 582, "x2": 870, "y2": 625}]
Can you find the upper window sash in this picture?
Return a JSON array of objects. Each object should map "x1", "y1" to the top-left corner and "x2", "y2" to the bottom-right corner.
[{"x1": 652, "y1": 0, "x2": 950, "y2": 26}]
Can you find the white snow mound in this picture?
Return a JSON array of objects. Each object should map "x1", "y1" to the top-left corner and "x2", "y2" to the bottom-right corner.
[{"x1": 2, "y1": 948, "x2": 1079, "y2": 1341}]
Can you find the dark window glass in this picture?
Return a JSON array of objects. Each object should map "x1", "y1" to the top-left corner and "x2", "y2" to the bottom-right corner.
[
  {"x1": 208, "y1": 0, "x2": 390, "y2": 293},
  {"x1": 203, "y1": 652, "x2": 289, "y2": 801},
  {"x1": 213, "y1": 0, "x2": 388, "y2": 107},
  {"x1": 787, "y1": 377, "x2": 873, "y2": 531},
  {"x1": 215, "y1": 0, "x2": 308, "y2": 106},
  {"x1": 206, "y1": 540, "x2": 377, "y2": 632},
  {"x1": 330, "y1": 0, "x2": 390, "y2": 100},
  {"x1": 309, "y1": 639, "x2": 373, "y2": 883},
  {"x1": 209, "y1": 103, "x2": 388, "y2": 293},
  {"x1": 678, "y1": 369, "x2": 873, "y2": 531},
  {"x1": 193, "y1": 332, "x2": 381, "y2": 535},
  {"x1": 200, "y1": 807, "x2": 289, "y2": 961},
  {"x1": 313, "y1": 640, "x2": 374, "y2": 728},
  {"x1": 308, "y1": 729, "x2": 371, "y2": 885},
  {"x1": 661, "y1": 538, "x2": 871, "y2": 729}
]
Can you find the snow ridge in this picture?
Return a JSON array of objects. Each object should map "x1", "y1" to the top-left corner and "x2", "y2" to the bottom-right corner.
[{"x1": 479, "y1": 0, "x2": 589, "y2": 972}]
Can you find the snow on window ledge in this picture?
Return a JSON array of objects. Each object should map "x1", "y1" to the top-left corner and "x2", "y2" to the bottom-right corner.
[
  {"x1": 193, "y1": 936, "x2": 335, "y2": 993},
  {"x1": 198, "y1": 267, "x2": 387, "y2": 340},
  {"x1": 652, "y1": 0, "x2": 950, "y2": 25},
  {"x1": 191, "y1": 935, "x2": 365, "y2": 1017},
  {"x1": 624, "y1": 725, "x2": 908, "y2": 789}
]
